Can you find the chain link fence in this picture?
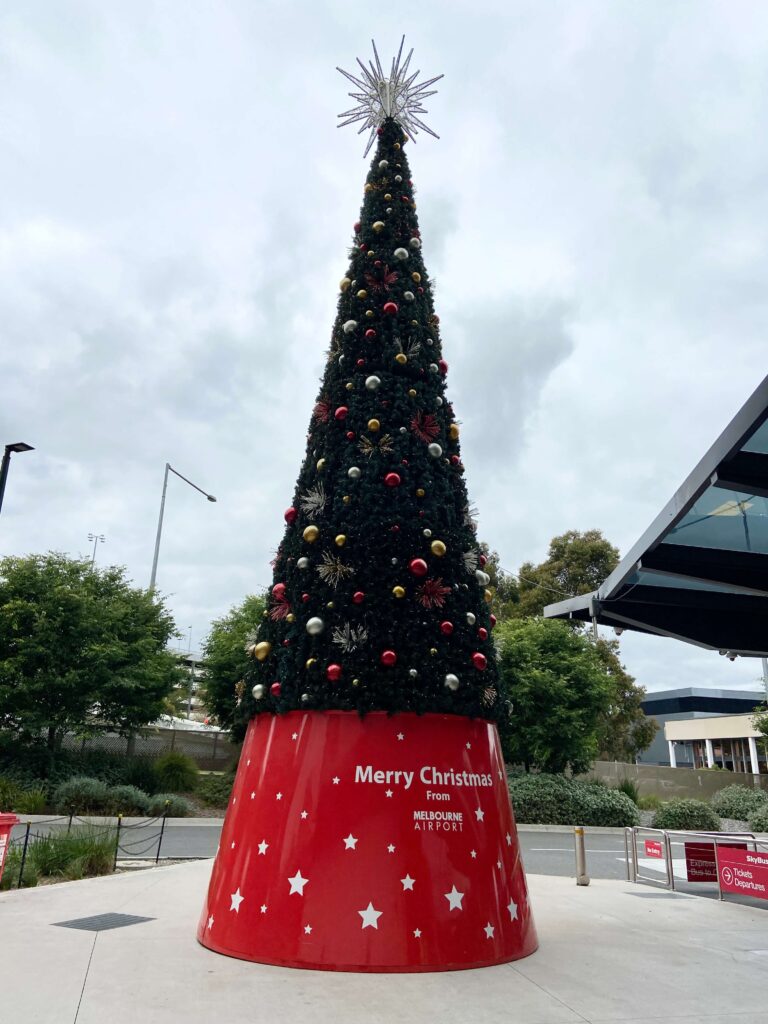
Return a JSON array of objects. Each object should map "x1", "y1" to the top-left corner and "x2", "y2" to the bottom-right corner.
[{"x1": 60, "y1": 725, "x2": 234, "y2": 770}]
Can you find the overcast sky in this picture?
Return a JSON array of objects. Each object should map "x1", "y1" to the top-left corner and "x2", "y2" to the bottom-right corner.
[{"x1": 2, "y1": 0, "x2": 767, "y2": 695}]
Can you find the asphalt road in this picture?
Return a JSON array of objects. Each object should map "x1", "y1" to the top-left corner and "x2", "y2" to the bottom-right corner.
[{"x1": 9, "y1": 821, "x2": 631, "y2": 878}]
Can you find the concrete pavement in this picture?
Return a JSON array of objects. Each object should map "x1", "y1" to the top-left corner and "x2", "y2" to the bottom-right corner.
[{"x1": 2, "y1": 859, "x2": 768, "y2": 1023}]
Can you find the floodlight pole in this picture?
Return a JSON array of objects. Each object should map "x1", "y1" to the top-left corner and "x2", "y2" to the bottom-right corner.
[
  {"x1": 149, "y1": 463, "x2": 217, "y2": 593},
  {"x1": 0, "y1": 442, "x2": 34, "y2": 517}
]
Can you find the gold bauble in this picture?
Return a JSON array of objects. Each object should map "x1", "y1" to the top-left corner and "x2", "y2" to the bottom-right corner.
[
  {"x1": 356, "y1": 289, "x2": 368, "y2": 299},
  {"x1": 416, "y1": 488, "x2": 425, "y2": 497},
  {"x1": 430, "y1": 648, "x2": 438, "y2": 656},
  {"x1": 395, "y1": 353, "x2": 407, "y2": 365},
  {"x1": 364, "y1": 183, "x2": 374, "y2": 193},
  {"x1": 335, "y1": 534, "x2": 347, "y2": 547},
  {"x1": 303, "y1": 525, "x2": 319, "y2": 543},
  {"x1": 431, "y1": 540, "x2": 447, "y2": 557},
  {"x1": 342, "y1": 495, "x2": 350, "y2": 504},
  {"x1": 372, "y1": 221, "x2": 385, "y2": 233},
  {"x1": 352, "y1": 678, "x2": 360, "y2": 686},
  {"x1": 305, "y1": 657, "x2": 317, "y2": 669},
  {"x1": 366, "y1": 309, "x2": 375, "y2": 318},
  {"x1": 366, "y1": 250, "x2": 375, "y2": 258},
  {"x1": 411, "y1": 319, "x2": 418, "y2": 326},
  {"x1": 449, "y1": 423, "x2": 460, "y2": 440},
  {"x1": 384, "y1": 193, "x2": 392, "y2": 201},
  {"x1": 392, "y1": 585, "x2": 406, "y2": 598},
  {"x1": 316, "y1": 458, "x2": 326, "y2": 471},
  {"x1": 286, "y1": 613, "x2": 295, "y2": 623},
  {"x1": 340, "y1": 277, "x2": 352, "y2": 292},
  {"x1": 254, "y1": 641, "x2": 272, "y2": 662},
  {"x1": 408, "y1": 388, "x2": 417, "y2": 398},
  {"x1": 394, "y1": 142, "x2": 401, "y2": 150},
  {"x1": 368, "y1": 418, "x2": 380, "y2": 432},
  {"x1": 411, "y1": 272, "x2": 421, "y2": 283},
  {"x1": 484, "y1": 589, "x2": 493, "y2": 603},
  {"x1": 326, "y1": 601, "x2": 335, "y2": 609},
  {"x1": 346, "y1": 382, "x2": 353, "y2": 390}
]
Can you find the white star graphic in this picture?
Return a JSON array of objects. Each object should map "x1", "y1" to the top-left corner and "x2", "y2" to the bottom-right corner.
[
  {"x1": 413, "y1": 928, "x2": 422, "y2": 938},
  {"x1": 260, "y1": 904, "x2": 267, "y2": 914},
  {"x1": 276, "y1": 792, "x2": 283, "y2": 800},
  {"x1": 466, "y1": 742, "x2": 472, "y2": 749},
  {"x1": 498, "y1": 769, "x2": 503, "y2": 780},
  {"x1": 230, "y1": 888, "x2": 244, "y2": 913},
  {"x1": 444, "y1": 885, "x2": 464, "y2": 911},
  {"x1": 207, "y1": 914, "x2": 214, "y2": 930},
  {"x1": 332, "y1": 776, "x2": 340, "y2": 784},
  {"x1": 475, "y1": 807, "x2": 485, "y2": 822},
  {"x1": 304, "y1": 924, "x2": 312, "y2": 934},
  {"x1": 387, "y1": 843, "x2": 396, "y2": 853},
  {"x1": 300, "y1": 810, "x2": 308, "y2": 819},
  {"x1": 343, "y1": 833, "x2": 358, "y2": 850},
  {"x1": 292, "y1": 732, "x2": 298, "y2": 740},
  {"x1": 470, "y1": 849, "x2": 477, "y2": 859},
  {"x1": 401, "y1": 874, "x2": 415, "y2": 890},
  {"x1": 397, "y1": 732, "x2": 405, "y2": 740},
  {"x1": 258, "y1": 840, "x2": 269, "y2": 855},
  {"x1": 507, "y1": 899, "x2": 518, "y2": 921},
  {"x1": 506, "y1": 832, "x2": 512, "y2": 846},
  {"x1": 232, "y1": 797, "x2": 236, "y2": 803},
  {"x1": 358, "y1": 902, "x2": 383, "y2": 929},
  {"x1": 250, "y1": 791, "x2": 256, "y2": 800},
  {"x1": 246, "y1": 759, "x2": 251, "y2": 766},
  {"x1": 497, "y1": 860, "x2": 502, "y2": 870},
  {"x1": 484, "y1": 922, "x2": 495, "y2": 939},
  {"x1": 231, "y1": 841, "x2": 236, "y2": 849},
  {"x1": 385, "y1": 789, "x2": 393, "y2": 798},
  {"x1": 288, "y1": 870, "x2": 309, "y2": 895}
]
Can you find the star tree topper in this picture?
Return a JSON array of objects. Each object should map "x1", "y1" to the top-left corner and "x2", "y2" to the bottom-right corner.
[{"x1": 337, "y1": 37, "x2": 443, "y2": 156}]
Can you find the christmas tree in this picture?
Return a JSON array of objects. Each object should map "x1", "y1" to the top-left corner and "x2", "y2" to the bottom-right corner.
[{"x1": 242, "y1": 49, "x2": 504, "y2": 727}]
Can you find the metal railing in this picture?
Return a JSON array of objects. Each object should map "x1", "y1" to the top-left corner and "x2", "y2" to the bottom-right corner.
[{"x1": 624, "y1": 825, "x2": 768, "y2": 903}]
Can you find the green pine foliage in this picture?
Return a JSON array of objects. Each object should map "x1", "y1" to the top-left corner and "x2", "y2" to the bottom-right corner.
[{"x1": 241, "y1": 117, "x2": 504, "y2": 724}]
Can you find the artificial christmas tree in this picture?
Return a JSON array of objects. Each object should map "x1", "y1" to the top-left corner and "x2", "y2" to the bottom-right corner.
[{"x1": 198, "y1": 39, "x2": 537, "y2": 971}]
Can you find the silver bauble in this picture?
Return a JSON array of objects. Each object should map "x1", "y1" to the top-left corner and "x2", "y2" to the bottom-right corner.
[
  {"x1": 409, "y1": 237, "x2": 421, "y2": 249},
  {"x1": 251, "y1": 684, "x2": 266, "y2": 699},
  {"x1": 475, "y1": 569, "x2": 491, "y2": 586},
  {"x1": 435, "y1": 396, "x2": 443, "y2": 405},
  {"x1": 301, "y1": 692, "x2": 311, "y2": 704},
  {"x1": 342, "y1": 320, "x2": 357, "y2": 334},
  {"x1": 444, "y1": 674, "x2": 460, "y2": 691},
  {"x1": 395, "y1": 174, "x2": 402, "y2": 182},
  {"x1": 409, "y1": 669, "x2": 418, "y2": 678},
  {"x1": 365, "y1": 375, "x2": 381, "y2": 391},
  {"x1": 423, "y1": 528, "x2": 432, "y2": 537},
  {"x1": 379, "y1": 159, "x2": 389, "y2": 169},
  {"x1": 393, "y1": 247, "x2": 409, "y2": 260},
  {"x1": 297, "y1": 557, "x2": 310, "y2": 569},
  {"x1": 403, "y1": 291, "x2": 415, "y2": 301},
  {"x1": 400, "y1": 427, "x2": 407, "y2": 433},
  {"x1": 466, "y1": 612, "x2": 477, "y2": 625},
  {"x1": 386, "y1": 207, "x2": 393, "y2": 214},
  {"x1": 306, "y1": 617, "x2": 325, "y2": 636},
  {"x1": 428, "y1": 443, "x2": 442, "y2": 458},
  {"x1": 429, "y1": 363, "x2": 439, "y2": 373},
  {"x1": 348, "y1": 466, "x2": 361, "y2": 480}
]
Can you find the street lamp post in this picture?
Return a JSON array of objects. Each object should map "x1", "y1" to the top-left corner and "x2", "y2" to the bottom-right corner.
[
  {"x1": 88, "y1": 533, "x2": 105, "y2": 566},
  {"x1": 149, "y1": 462, "x2": 216, "y2": 593},
  {"x1": 0, "y1": 442, "x2": 35, "y2": 516}
]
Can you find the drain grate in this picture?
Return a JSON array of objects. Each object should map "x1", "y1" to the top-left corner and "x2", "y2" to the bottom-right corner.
[{"x1": 53, "y1": 912, "x2": 155, "y2": 932}]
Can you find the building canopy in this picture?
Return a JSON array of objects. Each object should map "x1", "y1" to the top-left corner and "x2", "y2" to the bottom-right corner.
[{"x1": 544, "y1": 375, "x2": 768, "y2": 657}]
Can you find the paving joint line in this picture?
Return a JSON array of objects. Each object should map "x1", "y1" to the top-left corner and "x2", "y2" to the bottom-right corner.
[{"x1": 72, "y1": 933, "x2": 98, "y2": 1024}]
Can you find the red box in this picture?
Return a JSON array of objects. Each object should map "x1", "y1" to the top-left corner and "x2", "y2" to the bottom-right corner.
[
  {"x1": 718, "y1": 847, "x2": 768, "y2": 900},
  {"x1": 645, "y1": 839, "x2": 663, "y2": 858},
  {"x1": 0, "y1": 813, "x2": 19, "y2": 885}
]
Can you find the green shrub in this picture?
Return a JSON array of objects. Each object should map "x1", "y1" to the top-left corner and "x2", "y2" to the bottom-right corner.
[
  {"x1": 105, "y1": 785, "x2": 151, "y2": 816},
  {"x1": 14, "y1": 788, "x2": 47, "y2": 814},
  {"x1": 0, "y1": 848, "x2": 39, "y2": 890},
  {"x1": 638, "y1": 794, "x2": 662, "y2": 811},
  {"x1": 28, "y1": 826, "x2": 115, "y2": 880},
  {"x1": 508, "y1": 773, "x2": 639, "y2": 827},
  {"x1": 120, "y1": 758, "x2": 159, "y2": 795},
  {"x1": 52, "y1": 776, "x2": 110, "y2": 814},
  {"x1": 711, "y1": 785, "x2": 768, "y2": 821},
  {"x1": 147, "y1": 793, "x2": 192, "y2": 817},
  {"x1": 152, "y1": 752, "x2": 198, "y2": 793},
  {"x1": 748, "y1": 804, "x2": 768, "y2": 833},
  {"x1": 197, "y1": 773, "x2": 233, "y2": 808},
  {"x1": 652, "y1": 799, "x2": 721, "y2": 831},
  {"x1": 616, "y1": 778, "x2": 640, "y2": 805},
  {"x1": 0, "y1": 776, "x2": 21, "y2": 811}
]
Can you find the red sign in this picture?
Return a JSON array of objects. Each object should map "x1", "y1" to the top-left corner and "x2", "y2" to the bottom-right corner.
[
  {"x1": 0, "y1": 813, "x2": 19, "y2": 885},
  {"x1": 719, "y1": 847, "x2": 768, "y2": 900},
  {"x1": 198, "y1": 710, "x2": 538, "y2": 972},
  {"x1": 685, "y1": 841, "x2": 747, "y2": 882},
  {"x1": 645, "y1": 840, "x2": 663, "y2": 858}
]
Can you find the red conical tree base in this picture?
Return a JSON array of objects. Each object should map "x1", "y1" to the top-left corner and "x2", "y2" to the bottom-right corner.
[{"x1": 197, "y1": 711, "x2": 537, "y2": 971}]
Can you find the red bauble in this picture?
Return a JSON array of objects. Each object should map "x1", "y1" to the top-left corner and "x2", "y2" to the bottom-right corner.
[
  {"x1": 479, "y1": 554, "x2": 487, "y2": 566},
  {"x1": 380, "y1": 649, "x2": 397, "y2": 667},
  {"x1": 272, "y1": 582, "x2": 286, "y2": 601},
  {"x1": 439, "y1": 359, "x2": 448, "y2": 375},
  {"x1": 384, "y1": 472, "x2": 401, "y2": 487},
  {"x1": 270, "y1": 682, "x2": 282, "y2": 696},
  {"x1": 390, "y1": 524, "x2": 400, "y2": 532},
  {"x1": 490, "y1": 614, "x2": 497, "y2": 628},
  {"x1": 401, "y1": 459, "x2": 409, "y2": 466},
  {"x1": 346, "y1": 431, "x2": 356, "y2": 440},
  {"x1": 284, "y1": 507, "x2": 297, "y2": 525},
  {"x1": 478, "y1": 627, "x2": 489, "y2": 641},
  {"x1": 471, "y1": 652, "x2": 488, "y2": 671},
  {"x1": 354, "y1": 221, "x2": 361, "y2": 232},
  {"x1": 352, "y1": 591, "x2": 365, "y2": 604},
  {"x1": 326, "y1": 664, "x2": 342, "y2": 682},
  {"x1": 374, "y1": 259, "x2": 383, "y2": 267},
  {"x1": 409, "y1": 558, "x2": 428, "y2": 577},
  {"x1": 365, "y1": 328, "x2": 377, "y2": 339},
  {"x1": 301, "y1": 593, "x2": 310, "y2": 603},
  {"x1": 356, "y1": 358, "x2": 365, "y2": 367},
  {"x1": 334, "y1": 406, "x2": 348, "y2": 421},
  {"x1": 440, "y1": 621, "x2": 454, "y2": 636},
  {"x1": 383, "y1": 301, "x2": 399, "y2": 315},
  {"x1": 450, "y1": 455, "x2": 460, "y2": 465},
  {"x1": 359, "y1": 243, "x2": 367, "y2": 251}
]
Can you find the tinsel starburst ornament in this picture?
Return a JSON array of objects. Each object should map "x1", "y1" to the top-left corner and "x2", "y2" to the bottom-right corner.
[{"x1": 337, "y1": 37, "x2": 443, "y2": 156}]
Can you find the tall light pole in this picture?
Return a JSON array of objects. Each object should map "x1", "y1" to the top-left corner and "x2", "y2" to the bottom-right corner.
[
  {"x1": 88, "y1": 533, "x2": 105, "y2": 566},
  {"x1": 149, "y1": 462, "x2": 217, "y2": 593},
  {"x1": 0, "y1": 442, "x2": 35, "y2": 516}
]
